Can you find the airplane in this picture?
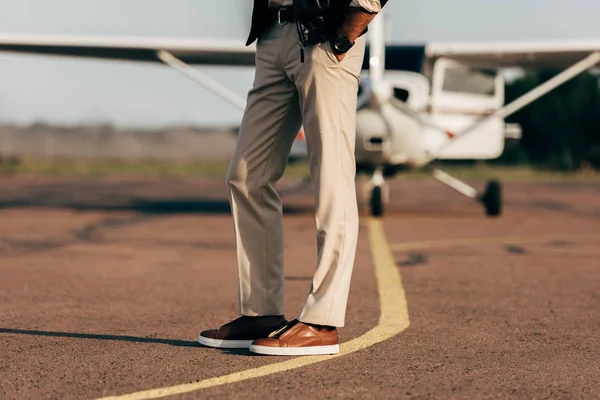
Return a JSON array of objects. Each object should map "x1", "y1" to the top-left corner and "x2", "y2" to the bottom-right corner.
[{"x1": 1, "y1": 11, "x2": 600, "y2": 217}]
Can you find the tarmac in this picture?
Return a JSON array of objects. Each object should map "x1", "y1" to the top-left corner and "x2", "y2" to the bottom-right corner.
[{"x1": 1, "y1": 174, "x2": 599, "y2": 399}]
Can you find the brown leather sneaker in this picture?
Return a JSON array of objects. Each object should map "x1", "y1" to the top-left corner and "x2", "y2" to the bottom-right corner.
[
  {"x1": 249, "y1": 319, "x2": 339, "y2": 356},
  {"x1": 198, "y1": 315, "x2": 287, "y2": 349}
]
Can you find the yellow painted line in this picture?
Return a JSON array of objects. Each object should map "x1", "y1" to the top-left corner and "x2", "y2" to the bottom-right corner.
[
  {"x1": 390, "y1": 234, "x2": 600, "y2": 252},
  {"x1": 97, "y1": 218, "x2": 410, "y2": 400}
]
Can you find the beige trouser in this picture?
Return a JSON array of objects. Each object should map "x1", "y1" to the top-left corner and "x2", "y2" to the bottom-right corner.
[{"x1": 227, "y1": 20, "x2": 365, "y2": 327}]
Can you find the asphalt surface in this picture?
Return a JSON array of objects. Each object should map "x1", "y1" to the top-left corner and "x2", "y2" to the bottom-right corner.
[{"x1": 1, "y1": 175, "x2": 599, "y2": 399}]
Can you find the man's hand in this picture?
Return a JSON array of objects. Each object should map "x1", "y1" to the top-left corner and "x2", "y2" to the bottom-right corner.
[
  {"x1": 332, "y1": 7, "x2": 379, "y2": 62},
  {"x1": 338, "y1": 7, "x2": 378, "y2": 43}
]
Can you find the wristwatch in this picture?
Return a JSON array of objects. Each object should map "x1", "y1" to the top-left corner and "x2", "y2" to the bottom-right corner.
[{"x1": 330, "y1": 32, "x2": 354, "y2": 55}]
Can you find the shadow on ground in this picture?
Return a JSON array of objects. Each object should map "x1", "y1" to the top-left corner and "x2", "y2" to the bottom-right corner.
[
  {"x1": 2, "y1": 178, "x2": 597, "y2": 218},
  {"x1": 0, "y1": 328, "x2": 202, "y2": 348}
]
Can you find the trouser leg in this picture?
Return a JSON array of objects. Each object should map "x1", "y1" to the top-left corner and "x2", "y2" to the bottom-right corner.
[
  {"x1": 228, "y1": 24, "x2": 303, "y2": 317},
  {"x1": 284, "y1": 28, "x2": 366, "y2": 327}
]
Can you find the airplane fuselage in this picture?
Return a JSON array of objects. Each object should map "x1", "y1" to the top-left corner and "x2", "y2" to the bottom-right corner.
[{"x1": 354, "y1": 61, "x2": 511, "y2": 175}]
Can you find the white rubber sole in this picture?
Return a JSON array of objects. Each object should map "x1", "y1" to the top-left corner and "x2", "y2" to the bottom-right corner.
[
  {"x1": 249, "y1": 344, "x2": 340, "y2": 356},
  {"x1": 198, "y1": 335, "x2": 253, "y2": 349}
]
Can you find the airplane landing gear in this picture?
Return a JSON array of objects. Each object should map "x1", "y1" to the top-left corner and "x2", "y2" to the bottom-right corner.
[
  {"x1": 432, "y1": 168, "x2": 503, "y2": 218},
  {"x1": 479, "y1": 180, "x2": 502, "y2": 217},
  {"x1": 370, "y1": 186, "x2": 384, "y2": 217},
  {"x1": 367, "y1": 167, "x2": 389, "y2": 217}
]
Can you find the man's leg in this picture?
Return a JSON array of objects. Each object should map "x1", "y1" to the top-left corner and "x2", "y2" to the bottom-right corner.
[
  {"x1": 228, "y1": 63, "x2": 302, "y2": 318},
  {"x1": 294, "y1": 36, "x2": 366, "y2": 329},
  {"x1": 198, "y1": 23, "x2": 303, "y2": 349}
]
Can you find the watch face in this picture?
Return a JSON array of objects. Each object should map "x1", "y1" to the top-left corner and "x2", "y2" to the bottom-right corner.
[
  {"x1": 336, "y1": 41, "x2": 352, "y2": 53},
  {"x1": 335, "y1": 34, "x2": 353, "y2": 53},
  {"x1": 330, "y1": 32, "x2": 353, "y2": 54}
]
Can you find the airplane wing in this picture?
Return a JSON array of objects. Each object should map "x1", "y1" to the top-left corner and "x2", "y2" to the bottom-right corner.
[
  {"x1": 0, "y1": 34, "x2": 256, "y2": 66},
  {"x1": 424, "y1": 40, "x2": 600, "y2": 69},
  {"x1": 2, "y1": 34, "x2": 600, "y2": 72}
]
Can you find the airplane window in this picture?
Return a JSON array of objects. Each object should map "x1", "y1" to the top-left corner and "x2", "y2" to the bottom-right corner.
[
  {"x1": 442, "y1": 67, "x2": 496, "y2": 96},
  {"x1": 394, "y1": 88, "x2": 410, "y2": 102}
]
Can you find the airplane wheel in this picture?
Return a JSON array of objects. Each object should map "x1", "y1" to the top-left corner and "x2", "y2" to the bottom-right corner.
[
  {"x1": 481, "y1": 180, "x2": 502, "y2": 217},
  {"x1": 370, "y1": 186, "x2": 384, "y2": 217}
]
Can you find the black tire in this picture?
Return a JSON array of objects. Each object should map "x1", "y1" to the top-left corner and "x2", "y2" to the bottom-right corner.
[
  {"x1": 481, "y1": 180, "x2": 502, "y2": 217},
  {"x1": 370, "y1": 186, "x2": 384, "y2": 217}
]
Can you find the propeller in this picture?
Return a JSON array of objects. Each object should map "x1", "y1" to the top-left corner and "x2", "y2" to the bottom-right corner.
[
  {"x1": 367, "y1": 12, "x2": 389, "y2": 106},
  {"x1": 364, "y1": 11, "x2": 455, "y2": 164},
  {"x1": 360, "y1": 12, "x2": 435, "y2": 169}
]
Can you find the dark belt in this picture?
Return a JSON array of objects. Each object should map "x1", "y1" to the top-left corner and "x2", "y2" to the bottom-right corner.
[{"x1": 271, "y1": 7, "x2": 297, "y2": 25}]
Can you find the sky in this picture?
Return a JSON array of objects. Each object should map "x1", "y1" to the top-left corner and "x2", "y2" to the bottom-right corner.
[{"x1": 1, "y1": 0, "x2": 600, "y2": 128}]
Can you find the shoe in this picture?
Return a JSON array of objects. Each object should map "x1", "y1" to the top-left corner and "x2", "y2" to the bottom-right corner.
[
  {"x1": 198, "y1": 315, "x2": 287, "y2": 349},
  {"x1": 249, "y1": 319, "x2": 340, "y2": 356}
]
